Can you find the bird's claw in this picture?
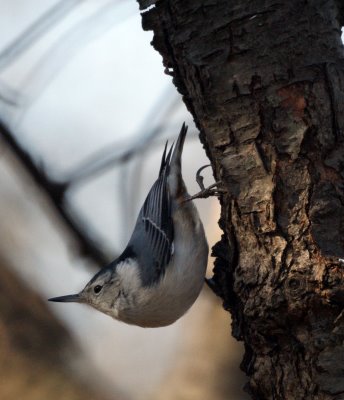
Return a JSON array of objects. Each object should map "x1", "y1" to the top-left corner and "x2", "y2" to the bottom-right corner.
[
  {"x1": 196, "y1": 164, "x2": 211, "y2": 190},
  {"x1": 186, "y1": 164, "x2": 225, "y2": 201},
  {"x1": 185, "y1": 181, "x2": 225, "y2": 202}
]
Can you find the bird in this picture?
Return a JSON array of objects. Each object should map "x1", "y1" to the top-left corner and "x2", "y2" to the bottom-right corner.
[{"x1": 49, "y1": 123, "x2": 209, "y2": 327}]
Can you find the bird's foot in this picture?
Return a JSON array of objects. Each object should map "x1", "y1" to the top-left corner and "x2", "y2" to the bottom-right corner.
[
  {"x1": 195, "y1": 164, "x2": 211, "y2": 190},
  {"x1": 184, "y1": 164, "x2": 225, "y2": 202},
  {"x1": 186, "y1": 181, "x2": 225, "y2": 202}
]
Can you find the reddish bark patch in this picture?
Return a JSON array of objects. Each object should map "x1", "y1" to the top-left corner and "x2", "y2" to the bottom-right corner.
[{"x1": 277, "y1": 85, "x2": 307, "y2": 118}]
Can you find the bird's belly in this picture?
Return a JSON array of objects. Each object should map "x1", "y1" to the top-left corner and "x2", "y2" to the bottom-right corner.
[
  {"x1": 117, "y1": 200, "x2": 209, "y2": 328},
  {"x1": 121, "y1": 235, "x2": 208, "y2": 328}
]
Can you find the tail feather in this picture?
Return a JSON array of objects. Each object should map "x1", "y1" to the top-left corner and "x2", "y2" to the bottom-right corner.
[
  {"x1": 159, "y1": 141, "x2": 168, "y2": 176},
  {"x1": 159, "y1": 141, "x2": 174, "y2": 177},
  {"x1": 168, "y1": 122, "x2": 188, "y2": 198},
  {"x1": 170, "y1": 122, "x2": 187, "y2": 174}
]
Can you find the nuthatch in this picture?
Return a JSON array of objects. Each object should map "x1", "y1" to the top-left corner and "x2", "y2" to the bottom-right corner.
[{"x1": 49, "y1": 124, "x2": 209, "y2": 327}]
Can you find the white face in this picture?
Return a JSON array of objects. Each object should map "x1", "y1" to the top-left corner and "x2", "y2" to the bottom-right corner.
[
  {"x1": 49, "y1": 261, "x2": 136, "y2": 320},
  {"x1": 80, "y1": 269, "x2": 122, "y2": 316}
]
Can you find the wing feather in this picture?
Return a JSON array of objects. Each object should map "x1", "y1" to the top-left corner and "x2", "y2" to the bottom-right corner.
[
  {"x1": 141, "y1": 172, "x2": 172, "y2": 268},
  {"x1": 126, "y1": 143, "x2": 174, "y2": 285},
  {"x1": 123, "y1": 125, "x2": 186, "y2": 286}
]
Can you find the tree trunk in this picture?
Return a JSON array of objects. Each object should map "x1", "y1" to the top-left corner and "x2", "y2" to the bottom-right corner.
[{"x1": 138, "y1": 1, "x2": 344, "y2": 399}]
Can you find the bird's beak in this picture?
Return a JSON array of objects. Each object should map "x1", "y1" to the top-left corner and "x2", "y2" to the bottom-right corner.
[{"x1": 48, "y1": 293, "x2": 82, "y2": 303}]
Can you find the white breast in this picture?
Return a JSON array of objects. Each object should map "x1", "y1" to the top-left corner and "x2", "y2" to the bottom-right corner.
[{"x1": 116, "y1": 202, "x2": 209, "y2": 328}]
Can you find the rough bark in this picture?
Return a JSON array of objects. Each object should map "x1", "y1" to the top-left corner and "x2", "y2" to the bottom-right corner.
[{"x1": 138, "y1": 1, "x2": 344, "y2": 399}]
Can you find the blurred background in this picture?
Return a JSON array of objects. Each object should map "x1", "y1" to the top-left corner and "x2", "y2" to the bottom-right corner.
[{"x1": 0, "y1": 1, "x2": 250, "y2": 399}]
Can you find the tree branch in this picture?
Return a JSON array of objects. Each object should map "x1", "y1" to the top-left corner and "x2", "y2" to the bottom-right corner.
[
  {"x1": 0, "y1": 0, "x2": 84, "y2": 71},
  {"x1": 0, "y1": 118, "x2": 110, "y2": 266}
]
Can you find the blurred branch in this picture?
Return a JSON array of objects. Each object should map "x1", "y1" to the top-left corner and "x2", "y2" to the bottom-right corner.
[
  {"x1": 11, "y1": 0, "x2": 136, "y2": 121},
  {"x1": 0, "y1": 0, "x2": 85, "y2": 71},
  {"x1": 0, "y1": 87, "x2": 185, "y2": 269},
  {"x1": 0, "y1": 257, "x2": 121, "y2": 400},
  {"x1": 65, "y1": 87, "x2": 181, "y2": 186},
  {"x1": 0, "y1": 118, "x2": 110, "y2": 266},
  {"x1": 0, "y1": 80, "x2": 22, "y2": 107}
]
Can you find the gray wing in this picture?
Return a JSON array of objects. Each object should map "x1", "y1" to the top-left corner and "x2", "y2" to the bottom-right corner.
[
  {"x1": 141, "y1": 176, "x2": 173, "y2": 267},
  {"x1": 125, "y1": 144, "x2": 174, "y2": 286}
]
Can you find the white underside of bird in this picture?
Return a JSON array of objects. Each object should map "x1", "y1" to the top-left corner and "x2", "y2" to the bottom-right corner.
[{"x1": 111, "y1": 204, "x2": 208, "y2": 327}]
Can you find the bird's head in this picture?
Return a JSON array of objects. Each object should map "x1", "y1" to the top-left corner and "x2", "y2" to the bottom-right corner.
[{"x1": 49, "y1": 267, "x2": 123, "y2": 317}]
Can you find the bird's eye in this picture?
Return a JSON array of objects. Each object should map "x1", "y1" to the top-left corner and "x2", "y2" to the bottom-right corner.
[{"x1": 94, "y1": 285, "x2": 102, "y2": 294}]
